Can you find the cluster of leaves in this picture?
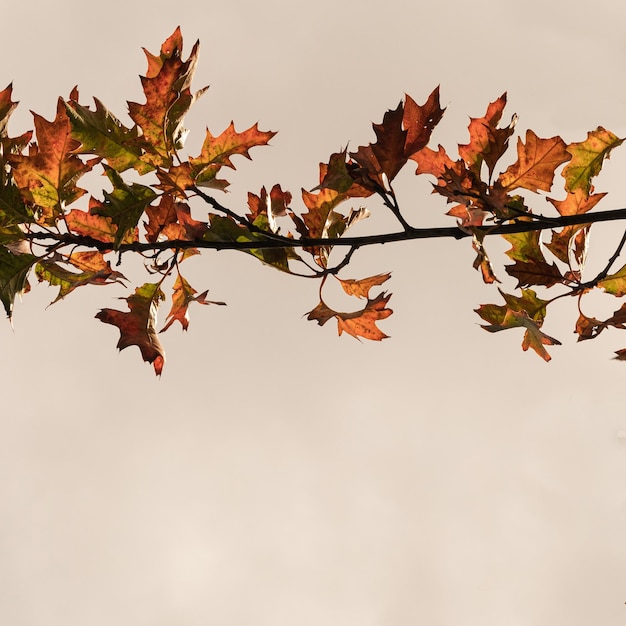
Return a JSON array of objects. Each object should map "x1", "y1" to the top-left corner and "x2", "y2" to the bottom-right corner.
[{"x1": 2, "y1": 28, "x2": 626, "y2": 374}]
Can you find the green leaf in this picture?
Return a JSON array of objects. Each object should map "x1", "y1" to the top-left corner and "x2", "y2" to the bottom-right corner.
[
  {"x1": 563, "y1": 127, "x2": 624, "y2": 196},
  {"x1": 65, "y1": 98, "x2": 154, "y2": 175},
  {"x1": 93, "y1": 166, "x2": 157, "y2": 248},
  {"x1": 205, "y1": 215, "x2": 292, "y2": 272},
  {"x1": 0, "y1": 245, "x2": 37, "y2": 318},
  {"x1": 598, "y1": 263, "x2": 626, "y2": 296}
]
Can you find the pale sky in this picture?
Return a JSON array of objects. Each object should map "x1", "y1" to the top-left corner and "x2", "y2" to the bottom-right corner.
[{"x1": 2, "y1": 1, "x2": 626, "y2": 625}]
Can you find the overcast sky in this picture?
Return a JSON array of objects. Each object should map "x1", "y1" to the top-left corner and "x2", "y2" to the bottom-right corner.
[{"x1": 2, "y1": 1, "x2": 626, "y2": 625}]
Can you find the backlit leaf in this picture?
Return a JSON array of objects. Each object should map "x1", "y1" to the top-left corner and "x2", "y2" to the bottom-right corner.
[
  {"x1": 598, "y1": 264, "x2": 626, "y2": 296},
  {"x1": 499, "y1": 130, "x2": 569, "y2": 192},
  {"x1": 475, "y1": 289, "x2": 559, "y2": 361},
  {"x1": 65, "y1": 97, "x2": 153, "y2": 174},
  {"x1": 307, "y1": 291, "x2": 393, "y2": 341},
  {"x1": 403, "y1": 87, "x2": 445, "y2": 157},
  {"x1": 96, "y1": 282, "x2": 166, "y2": 375},
  {"x1": 9, "y1": 98, "x2": 97, "y2": 220},
  {"x1": 458, "y1": 94, "x2": 515, "y2": 177},
  {"x1": 0, "y1": 245, "x2": 37, "y2": 318},
  {"x1": 128, "y1": 27, "x2": 206, "y2": 166},
  {"x1": 563, "y1": 127, "x2": 624, "y2": 196},
  {"x1": 161, "y1": 274, "x2": 225, "y2": 332}
]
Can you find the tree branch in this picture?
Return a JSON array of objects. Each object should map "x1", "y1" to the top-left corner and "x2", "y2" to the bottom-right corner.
[{"x1": 22, "y1": 207, "x2": 626, "y2": 253}]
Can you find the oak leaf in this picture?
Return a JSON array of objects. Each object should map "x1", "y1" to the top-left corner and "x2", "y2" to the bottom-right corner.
[
  {"x1": 350, "y1": 102, "x2": 407, "y2": 190},
  {"x1": 0, "y1": 245, "x2": 37, "y2": 318},
  {"x1": 403, "y1": 87, "x2": 445, "y2": 157},
  {"x1": 458, "y1": 94, "x2": 515, "y2": 177},
  {"x1": 65, "y1": 96, "x2": 153, "y2": 174},
  {"x1": 576, "y1": 304, "x2": 626, "y2": 341},
  {"x1": 9, "y1": 98, "x2": 98, "y2": 221},
  {"x1": 128, "y1": 27, "x2": 207, "y2": 166},
  {"x1": 161, "y1": 274, "x2": 225, "y2": 332},
  {"x1": 338, "y1": 273, "x2": 392, "y2": 298},
  {"x1": 36, "y1": 254, "x2": 126, "y2": 304},
  {"x1": 92, "y1": 166, "x2": 156, "y2": 248},
  {"x1": 475, "y1": 289, "x2": 559, "y2": 361},
  {"x1": 307, "y1": 274, "x2": 392, "y2": 341},
  {"x1": 307, "y1": 291, "x2": 392, "y2": 341},
  {"x1": 499, "y1": 130, "x2": 569, "y2": 192},
  {"x1": 502, "y1": 229, "x2": 564, "y2": 287},
  {"x1": 96, "y1": 282, "x2": 166, "y2": 375},
  {"x1": 598, "y1": 264, "x2": 626, "y2": 297},
  {"x1": 563, "y1": 127, "x2": 624, "y2": 197}
]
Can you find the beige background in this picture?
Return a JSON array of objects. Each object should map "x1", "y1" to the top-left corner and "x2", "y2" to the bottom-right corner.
[{"x1": 2, "y1": 0, "x2": 626, "y2": 624}]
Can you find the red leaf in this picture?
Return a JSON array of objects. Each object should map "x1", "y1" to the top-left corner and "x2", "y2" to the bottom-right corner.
[{"x1": 96, "y1": 282, "x2": 166, "y2": 375}]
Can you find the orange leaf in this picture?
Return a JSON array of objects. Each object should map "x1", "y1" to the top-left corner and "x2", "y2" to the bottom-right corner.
[
  {"x1": 338, "y1": 273, "x2": 391, "y2": 298},
  {"x1": 307, "y1": 292, "x2": 393, "y2": 341},
  {"x1": 160, "y1": 274, "x2": 225, "y2": 332},
  {"x1": 458, "y1": 93, "x2": 515, "y2": 176},
  {"x1": 499, "y1": 130, "x2": 570, "y2": 192}
]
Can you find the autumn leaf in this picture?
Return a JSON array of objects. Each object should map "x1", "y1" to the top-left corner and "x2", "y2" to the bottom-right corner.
[
  {"x1": 502, "y1": 228, "x2": 564, "y2": 287},
  {"x1": 0, "y1": 83, "x2": 18, "y2": 137},
  {"x1": 128, "y1": 28, "x2": 206, "y2": 167},
  {"x1": 307, "y1": 274, "x2": 392, "y2": 341},
  {"x1": 161, "y1": 274, "x2": 225, "y2": 332},
  {"x1": 458, "y1": 94, "x2": 516, "y2": 177},
  {"x1": 576, "y1": 304, "x2": 626, "y2": 341},
  {"x1": 65, "y1": 203, "x2": 138, "y2": 245},
  {"x1": 9, "y1": 98, "x2": 98, "y2": 221},
  {"x1": 96, "y1": 282, "x2": 166, "y2": 375},
  {"x1": 65, "y1": 96, "x2": 153, "y2": 175},
  {"x1": 403, "y1": 87, "x2": 445, "y2": 157},
  {"x1": 350, "y1": 102, "x2": 407, "y2": 190},
  {"x1": 598, "y1": 264, "x2": 626, "y2": 297},
  {"x1": 317, "y1": 150, "x2": 373, "y2": 197},
  {"x1": 128, "y1": 27, "x2": 207, "y2": 166},
  {"x1": 307, "y1": 291, "x2": 393, "y2": 341},
  {"x1": 475, "y1": 289, "x2": 560, "y2": 361},
  {"x1": 160, "y1": 122, "x2": 275, "y2": 193},
  {"x1": 563, "y1": 127, "x2": 624, "y2": 196},
  {"x1": 499, "y1": 130, "x2": 570, "y2": 192},
  {"x1": 36, "y1": 254, "x2": 126, "y2": 304},
  {"x1": 547, "y1": 188, "x2": 606, "y2": 216},
  {"x1": 246, "y1": 184, "x2": 292, "y2": 233},
  {"x1": 205, "y1": 215, "x2": 292, "y2": 272},
  {"x1": 338, "y1": 273, "x2": 391, "y2": 298},
  {"x1": 410, "y1": 144, "x2": 456, "y2": 180},
  {"x1": 0, "y1": 245, "x2": 37, "y2": 318},
  {"x1": 91, "y1": 165, "x2": 156, "y2": 248}
]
